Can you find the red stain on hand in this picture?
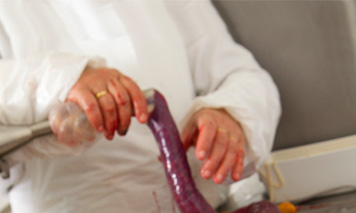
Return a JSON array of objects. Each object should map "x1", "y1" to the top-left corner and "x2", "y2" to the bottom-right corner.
[{"x1": 109, "y1": 79, "x2": 125, "y2": 105}]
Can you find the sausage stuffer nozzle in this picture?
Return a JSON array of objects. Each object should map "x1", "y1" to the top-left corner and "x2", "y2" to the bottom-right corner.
[{"x1": 0, "y1": 88, "x2": 155, "y2": 179}]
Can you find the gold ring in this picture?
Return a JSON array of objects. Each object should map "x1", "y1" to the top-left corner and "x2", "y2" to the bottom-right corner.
[
  {"x1": 96, "y1": 90, "x2": 108, "y2": 99},
  {"x1": 217, "y1": 128, "x2": 227, "y2": 133}
]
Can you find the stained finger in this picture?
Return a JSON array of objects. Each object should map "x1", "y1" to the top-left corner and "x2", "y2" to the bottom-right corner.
[
  {"x1": 231, "y1": 135, "x2": 246, "y2": 181},
  {"x1": 108, "y1": 78, "x2": 132, "y2": 135},
  {"x1": 120, "y1": 75, "x2": 148, "y2": 123},
  {"x1": 200, "y1": 129, "x2": 228, "y2": 179},
  {"x1": 68, "y1": 89, "x2": 104, "y2": 133},
  {"x1": 95, "y1": 90, "x2": 117, "y2": 140}
]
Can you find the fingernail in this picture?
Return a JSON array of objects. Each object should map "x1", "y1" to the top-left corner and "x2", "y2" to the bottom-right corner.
[
  {"x1": 234, "y1": 173, "x2": 241, "y2": 181},
  {"x1": 215, "y1": 174, "x2": 223, "y2": 183},
  {"x1": 98, "y1": 126, "x2": 104, "y2": 132},
  {"x1": 202, "y1": 170, "x2": 211, "y2": 179},
  {"x1": 198, "y1": 150, "x2": 206, "y2": 159},
  {"x1": 139, "y1": 114, "x2": 147, "y2": 123},
  {"x1": 108, "y1": 134, "x2": 113, "y2": 140},
  {"x1": 120, "y1": 129, "x2": 128, "y2": 136}
]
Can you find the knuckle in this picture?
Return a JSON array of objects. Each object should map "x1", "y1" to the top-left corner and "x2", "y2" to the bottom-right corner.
[
  {"x1": 229, "y1": 142, "x2": 239, "y2": 151},
  {"x1": 122, "y1": 74, "x2": 133, "y2": 81},
  {"x1": 118, "y1": 74, "x2": 130, "y2": 83},
  {"x1": 117, "y1": 90, "x2": 130, "y2": 102},
  {"x1": 84, "y1": 102, "x2": 97, "y2": 112},
  {"x1": 210, "y1": 153, "x2": 222, "y2": 163},
  {"x1": 96, "y1": 67, "x2": 109, "y2": 74},
  {"x1": 205, "y1": 120, "x2": 216, "y2": 130},
  {"x1": 97, "y1": 68, "x2": 117, "y2": 79},
  {"x1": 216, "y1": 137, "x2": 227, "y2": 147},
  {"x1": 104, "y1": 103, "x2": 116, "y2": 114},
  {"x1": 91, "y1": 118, "x2": 102, "y2": 128},
  {"x1": 228, "y1": 148, "x2": 237, "y2": 156},
  {"x1": 86, "y1": 77, "x2": 98, "y2": 85},
  {"x1": 122, "y1": 94, "x2": 130, "y2": 103},
  {"x1": 237, "y1": 149, "x2": 245, "y2": 157},
  {"x1": 207, "y1": 162, "x2": 217, "y2": 171}
]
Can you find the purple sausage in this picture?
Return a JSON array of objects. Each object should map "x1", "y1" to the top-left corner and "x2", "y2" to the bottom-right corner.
[
  {"x1": 147, "y1": 90, "x2": 216, "y2": 213},
  {"x1": 147, "y1": 90, "x2": 279, "y2": 213}
]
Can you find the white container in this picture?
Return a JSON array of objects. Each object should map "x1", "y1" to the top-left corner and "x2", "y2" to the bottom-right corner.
[{"x1": 259, "y1": 134, "x2": 356, "y2": 203}]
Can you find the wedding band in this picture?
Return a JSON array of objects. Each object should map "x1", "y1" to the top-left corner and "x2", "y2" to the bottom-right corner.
[
  {"x1": 96, "y1": 90, "x2": 108, "y2": 99},
  {"x1": 217, "y1": 128, "x2": 227, "y2": 133}
]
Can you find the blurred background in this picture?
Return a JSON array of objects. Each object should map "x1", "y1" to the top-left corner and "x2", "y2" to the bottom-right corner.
[
  {"x1": 213, "y1": 1, "x2": 356, "y2": 210},
  {"x1": 214, "y1": 0, "x2": 356, "y2": 150}
]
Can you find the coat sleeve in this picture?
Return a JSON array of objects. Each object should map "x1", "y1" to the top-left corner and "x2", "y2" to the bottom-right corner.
[
  {"x1": 0, "y1": 13, "x2": 108, "y2": 199},
  {"x1": 0, "y1": 15, "x2": 109, "y2": 160},
  {"x1": 0, "y1": 51, "x2": 108, "y2": 162},
  {"x1": 165, "y1": 0, "x2": 281, "y2": 177},
  {"x1": 0, "y1": 17, "x2": 108, "y2": 196}
]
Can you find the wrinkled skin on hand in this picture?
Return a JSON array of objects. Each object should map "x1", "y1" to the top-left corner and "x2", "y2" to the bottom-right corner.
[
  {"x1": 147, "y1": 91, "x2": 278, "y2": 213},
  {"x1": 181, "y1": 108, "x2": 246, "y2": 184},
  {"x1": 50, "y1": 67, "x2": 148, "y2": 145}
]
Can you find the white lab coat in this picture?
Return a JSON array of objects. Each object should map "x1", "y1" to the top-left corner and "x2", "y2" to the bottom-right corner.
[{"x1": 0, "y1": 0, "x2": 281, "y2": 212}]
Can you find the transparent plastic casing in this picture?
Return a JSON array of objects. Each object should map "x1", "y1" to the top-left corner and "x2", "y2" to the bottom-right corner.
[{"x1": 49, "y1": 102, "x2": 96, "y2": 147}]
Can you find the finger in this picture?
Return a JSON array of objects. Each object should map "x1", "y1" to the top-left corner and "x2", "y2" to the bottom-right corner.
[
  {"x1": 95, "y1": 89, "x2": 117, "y2": 140},
  {"x1": 180, "y1": 119, "x2": 198, "y2": 152},
  {"x1": 213, "y1": 136, "x2": 239, "y2": 184},
  {"x1": 195, "y1": 116, "x2": 217, "y2": 160},
  {"x1": 108, "y1": 78, "x2": 132, "y2": 135},
  {"x1": 231, "y1": 135, "x2": 246, "y2": 181},
  {"x1": 201, "y1": 129, "x2": 228, "y2": 179},
  {"x1": 68, "y1": 89, "x2": 104, "y2": 133},
  {"x1": 120, "y1": 75, "x2": 148, "y2": 123}
]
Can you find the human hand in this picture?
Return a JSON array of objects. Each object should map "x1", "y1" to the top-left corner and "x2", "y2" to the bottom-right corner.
[
  {"x1": 65, "y1": 67, "x2": 148, "y2": 140},
  {"x1": 181, "y1": 108, "x2": 245, "y2": 184}
]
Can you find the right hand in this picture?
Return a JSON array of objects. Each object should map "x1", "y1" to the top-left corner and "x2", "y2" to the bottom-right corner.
[{"x1": 62, "y1": 67, "x2": 148, "y2": 142}]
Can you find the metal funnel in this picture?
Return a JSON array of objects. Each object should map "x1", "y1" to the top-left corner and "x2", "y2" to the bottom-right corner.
[{"x1": 0, "y1": 88, "x2": 156, "y2": 178}]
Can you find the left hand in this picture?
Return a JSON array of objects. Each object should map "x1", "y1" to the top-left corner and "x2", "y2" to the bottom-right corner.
[{"x1": 181, "y1": 108, "x2": 245, "y2": 184}]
